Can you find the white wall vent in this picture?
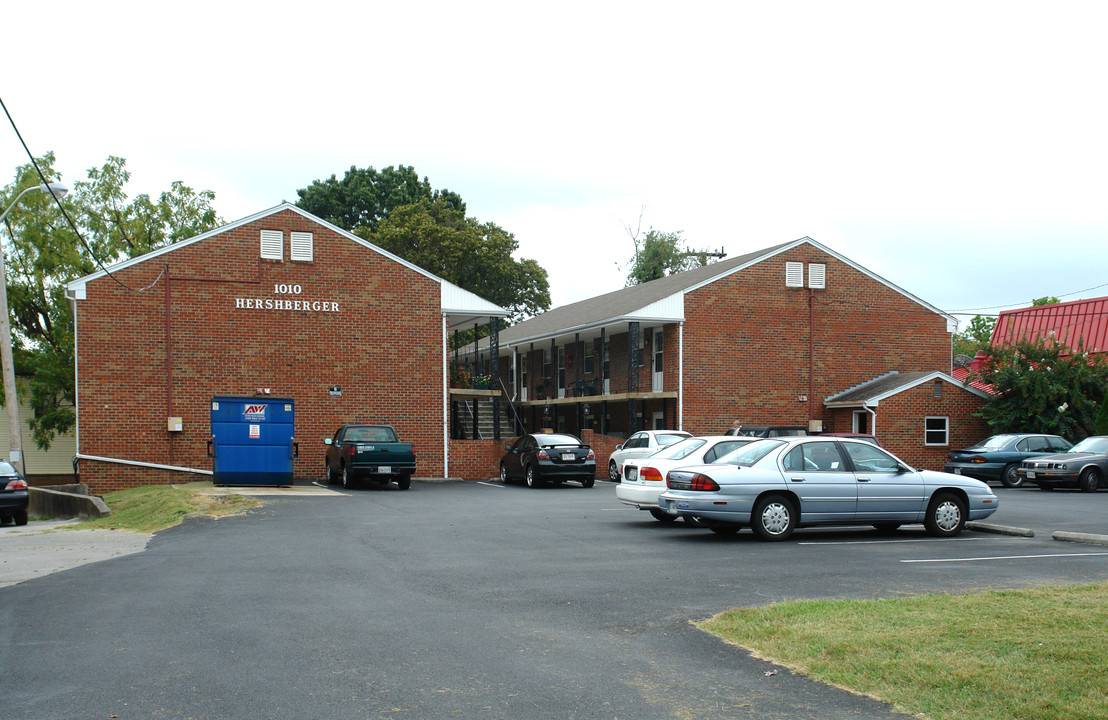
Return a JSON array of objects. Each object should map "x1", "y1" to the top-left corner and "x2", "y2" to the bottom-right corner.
[
  {"x1": 260, "y1": 230, "x2": 283, "y2": 260},
  {"x1": 785, "y1": 261, "x2": 804, "y2": 288},
  {"x1": 808, "y1": 263, "x2": 826, "y2": 289},
  {"x1": 290, "y1": 232, "x2": 314, "y2": 262}
]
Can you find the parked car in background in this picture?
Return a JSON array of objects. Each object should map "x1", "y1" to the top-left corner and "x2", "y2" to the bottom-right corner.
[
  {"x1": 724, "y1": 425, "x2": 808, "y2": 438},
  {"x1": 0, "y1": 461, "x2": 29, "y2": 526},
  {"x1": 616, "y1": 436, "x2": 756, "y2": 523},
  {"x1": 658, "y1": 437, "x2": 998, "y2": 541},
  {"x1": 324, "y1": 424, "x2": 417, "y2": 490},
  {"x1": 501, "y1": 433, "x2": 596, "y2": 488},
  {"x1": 1016, "y1": 436, "x2": 1108, "y2": 492},
  {"x1": 945, "y1": 433, "x2": 1072, "y2": 487},
  {"x1": 607, "y1": 430, "x2": 692, "y2": 481},
  {"x1": 818, "y1": 432, "x2": 882, "y2": 446}
]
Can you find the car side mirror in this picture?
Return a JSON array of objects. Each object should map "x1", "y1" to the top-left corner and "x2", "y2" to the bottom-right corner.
[
  {"x1": 504, "y1": 443, "x2": 512, "y2": 451},
  {"x1": 615, "y1": 444, "x2": 623, "y2": 451},
  {"x1": 324, "y1": 438, "x2": 333, "y2": 445}
]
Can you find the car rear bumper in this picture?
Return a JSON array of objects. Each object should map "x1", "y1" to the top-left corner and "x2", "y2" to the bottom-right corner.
[
  {"x1": 615, "y1": 482, "x2": 664, "y2": 509},
  {"x1": 0, "y1": 491, "x2": 29, "y2": 511},
  {"x1": 536, "y1": 462, "x2": 596, "y2": 479},
  {"x1": 943, "y1": 462, "x2": 1001, "y2": 481}
]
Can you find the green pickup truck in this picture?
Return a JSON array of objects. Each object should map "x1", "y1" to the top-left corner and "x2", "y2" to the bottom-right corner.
[{"x1": 324, "y1": 424, "x2": 416, "y2": 490}]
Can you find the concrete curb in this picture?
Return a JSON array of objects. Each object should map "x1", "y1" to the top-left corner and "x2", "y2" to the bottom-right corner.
[
  {"x1": 29, "y1": 486, "x2": 112, "y2": 520},
  {"x1": 967, "y1": 521, "x2": 1034, "y2": 537},
  {"x1": 1052, "y1": 531, "x2": 1108, "y2": 547}
]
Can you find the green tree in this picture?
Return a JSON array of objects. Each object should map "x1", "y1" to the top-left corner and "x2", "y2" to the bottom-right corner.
[
  {"x1": 365, "y1": 198, "x2": 550, "y2": 324},
  {"x1": 953, "y1": 315, "x2": 996, "y2": 358},
  {"x1": 1, "y1": 153, "x2": 220, "y2": 449},
  {"x1": 625, "y1": 228, "x2": 710, "y2": 286},
  {"x1": 295, "y1": 165, "x2": 465, "y2": 232},
  {"x1": 971, "y1": 337, "x2": 1108, "y2": 439},
  {"x1": 1032, "y1": 296, "x2": 1061, "y2": 306}
]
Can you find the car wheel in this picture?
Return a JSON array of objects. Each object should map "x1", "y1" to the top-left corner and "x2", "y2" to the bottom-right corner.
[
  {"x1": 396, "y1": 474, "x2": 411, "y2": 491},
  {"x1": 925, "y1": 492, "x2": 966, "y2": 537},
  {"x1": 326, "y1": 462, "x2": 338, "y2": 485},
  {"x1": 1001, "y1": 463, "x2": 1023, "y2": 488},
  {"x1": 525, "y1": 465, "x2": 540, "y2": 488},
  {"x1": 13, "y1": 509, "x2": 28, "y2": 526},
  {"x1": 873, "y1": 522, "x2": 901, "y2": 533},
  {"x1": 649, "y1": 508, "x2": 678, "y2": 523},
  {"x1": 0, "y1": 512, "x2": 11, "y2": 525},
  {"x1": 608, "y1": 460, "x2": 620, "y2": 482},
  {"x1": 1079, "y1": 468, "x2": 1100, "y2": 493},
  {"x1": 581, "y1": 475, "x2": 595, "y2": 488},
  {"x1": 500, "y1": 463, "x2": 511, "y2": 485},
  {"x1": 342, "y1": 465, "x2": 354, "y2": 490},
  {"x1": 751, "y1": 495, "x2": 797, "y2": 541}
]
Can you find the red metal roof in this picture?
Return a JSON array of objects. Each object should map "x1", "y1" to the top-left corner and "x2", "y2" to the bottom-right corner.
[
  {"x1": 952, "y1": 365, "x2": 995, "y2": 394},
  {"x1": 990, "y1": 295, "x2": 1108, "y2": 355}
]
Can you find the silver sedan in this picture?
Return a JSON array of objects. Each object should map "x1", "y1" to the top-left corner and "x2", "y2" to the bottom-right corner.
[{"x1": 658, "y1": 437, "x2": 999, "y2": 540}]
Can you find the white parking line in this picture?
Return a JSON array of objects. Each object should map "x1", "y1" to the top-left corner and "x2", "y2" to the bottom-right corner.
[
  {"x1": 799, "y1": 537, "x2": 987, "y2": 546},
  {"x1": 476, "y1": 481, "x2": 505, "y2": 488},
  {"x1": 903, "y1": 552, "x2": 1108, "y2": 564}
]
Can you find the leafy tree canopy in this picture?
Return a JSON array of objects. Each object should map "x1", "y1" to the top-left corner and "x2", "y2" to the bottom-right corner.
[
  {"x1": 1, "y1": 153, "x2": 220, "y2": 449},
  {"x1": 625, "y1": 229, "x2": 711, "y2": 286},
  {"x1": 971, "y1": 337, "x2": 1108, "y2": 440},
  {"x1": 364, "y1": 198, "x2": 550, "y2": 324},
  {"x1": 953, "y1": 315, "x2": 996, "y2": 358},
  {"x1": 295, "y1": 164, "x2": 465, "y2": 232},
  {"x1": 1032, "y1": 296, "x2": 1061, "y2": 306}
]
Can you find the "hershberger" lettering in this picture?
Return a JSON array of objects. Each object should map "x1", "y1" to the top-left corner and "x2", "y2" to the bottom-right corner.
[{"x1": 235, "y1": 298, "x2": 340, "y2": 312}]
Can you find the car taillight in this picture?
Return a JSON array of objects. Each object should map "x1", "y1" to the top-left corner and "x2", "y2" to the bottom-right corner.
[
  {"x1": 4, "y1": 478, "x2": 27, "y2": 490},
  {"x1": 970, "y1": 455, "x2": 987, "y2": 463},
  {"x1": 688, "y1": 473, "x2": 719, "y2": 491},
  {"x1": 641, "y1": 466, "x2": 664, "y2": 482},
  {"x1": 586, "y1": 449, "x2": 595, "y2": 460},
  {"x1": 536, "y1": 449, "x2": 549, "y2": 460},
  {"x1": 347, "y1": 445, "x2": 357, "y2": 457}
]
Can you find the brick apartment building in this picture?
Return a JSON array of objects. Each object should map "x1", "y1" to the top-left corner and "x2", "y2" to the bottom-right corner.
[
  {"x1": 66, "y1": 204, "x2": 508, "y2": 492},
  {"x1": 459, "y1": 237, "x2": 989, "y2": 471}
]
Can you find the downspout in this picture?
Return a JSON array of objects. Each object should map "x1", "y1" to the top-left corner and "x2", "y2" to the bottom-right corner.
[
  {"x1": 675, "y1": 322, "x2": 685, "y2": 431},
  {"x1": 809, "y1": 288, "x2": 815, "y2": 426},
  {"x1": 443, "y1": 314, "x2": 449, "y2": 479},
  {"x1": 165, "y1": 265, "x2": 174, "y2": 465},
  {"x1": 68, "y1": 289, "x2": 81, "y2": 478},
  {"x1": 863, "y1": 401, "x2": 878, "y2": 437}
]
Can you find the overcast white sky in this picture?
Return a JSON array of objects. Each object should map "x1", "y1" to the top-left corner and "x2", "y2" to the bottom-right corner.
[{"x1": 4, "y1": 1, "x2": 1107, "y2": 326}]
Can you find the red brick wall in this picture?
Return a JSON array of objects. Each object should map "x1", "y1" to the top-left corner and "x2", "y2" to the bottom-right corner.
[
  {"x1": 681, "y1": 247, "x2": 952, "y2": 436},
  {"x1": 75, "y1": 209, "x2": 447, "y2": 492},
  {"x1": 448, "y1": 439, "x2": 504, "y2": 480},
  {"x1": 868, "y1": 384, "x2": 990, "y2": 470}
]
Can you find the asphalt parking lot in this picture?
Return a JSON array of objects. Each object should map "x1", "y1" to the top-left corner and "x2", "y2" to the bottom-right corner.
[{"x1": 2, "y1": 479, "x2": 1107, "y2": 719}]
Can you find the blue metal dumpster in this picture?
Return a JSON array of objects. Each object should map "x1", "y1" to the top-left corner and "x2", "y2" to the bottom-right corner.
[{"x1": 208, "y1": 396, "x2": 297, "y2": 486}]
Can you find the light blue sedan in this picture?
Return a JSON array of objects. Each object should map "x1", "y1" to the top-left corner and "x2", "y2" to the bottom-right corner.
[{"x1": 658, "y1": 437, "x2": 999, "y2": 540}]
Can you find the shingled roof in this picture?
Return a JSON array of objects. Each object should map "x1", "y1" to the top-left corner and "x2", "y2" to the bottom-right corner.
[{"x1": 824, "y1": 370, "x2": 991, "y2": 406}]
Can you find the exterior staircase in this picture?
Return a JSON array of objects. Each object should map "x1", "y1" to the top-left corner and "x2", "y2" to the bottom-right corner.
[{"x1": 455, "y1": 398, "x2": 520, "y2": 440}]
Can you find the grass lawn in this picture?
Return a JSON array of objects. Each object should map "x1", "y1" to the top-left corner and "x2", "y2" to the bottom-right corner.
[
  {"x1": 698, "y1": 583, "x2": 1108, "y2": 720},
  {"x1": 66, "y1": 482, "x2": 258, "y2": 533}
]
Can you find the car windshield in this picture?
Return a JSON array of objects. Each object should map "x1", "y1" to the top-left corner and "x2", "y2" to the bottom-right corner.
[
  {"x1": 1069, "y1": 437, "x2": 1108, "y2": 454},
  {"x1": 975, "y1": 434, "x2": 1017, "y2": 450},
  {"x1": 536, "y1": 434, "x2": 581, "y2": 447},
  {"x1": 718, "y1": 439, "x2": 783, "y2": 466},
  {"x1": 655, "y1": 432, "x2": 691, "y2": 445},
  {"x1": 652, "y1": 438, "x2": 707, "y2": 459}
]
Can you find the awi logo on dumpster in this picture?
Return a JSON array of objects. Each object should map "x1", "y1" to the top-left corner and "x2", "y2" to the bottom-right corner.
[{"x1": 242, "y1": 404, "x2": 268, "y2": 420}]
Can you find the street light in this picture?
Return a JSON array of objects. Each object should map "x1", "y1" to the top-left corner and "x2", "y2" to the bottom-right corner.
[{"x1": 0, "y1": 181, "x2": 69, "y2": 475}]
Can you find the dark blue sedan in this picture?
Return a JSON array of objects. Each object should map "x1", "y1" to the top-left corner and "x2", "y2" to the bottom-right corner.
[{"x1": 944, "y1": 433, "x2": 1072, "y2": 487}]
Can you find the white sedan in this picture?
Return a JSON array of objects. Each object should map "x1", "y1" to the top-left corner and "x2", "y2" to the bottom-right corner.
[
  {"x1": 615, "y1": 436, "x2": 757, "y2": 523},
  {"x1": 607, "y1": 430, "x2": 692, "y2": 481}
]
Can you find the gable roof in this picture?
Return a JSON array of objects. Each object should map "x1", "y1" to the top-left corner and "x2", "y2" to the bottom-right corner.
[
  {"x1": 824, "y1": 370, "x2": 992, "y2": 407},
  {"x1": 64, "y1": 203, "x2": 508, "y2": 324},
  {"x1": 497, "y1": 236, "x2": 954, "y2": 348},
  {"x1": 990, "y1": 295, "x2": 1108, "y2": 355}
]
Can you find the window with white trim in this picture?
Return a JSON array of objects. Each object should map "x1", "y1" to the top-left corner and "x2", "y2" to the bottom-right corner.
[
  {"x1": 260, "y1": 230, "x2": 283, "y2": 260},
  {"x1": 924, "y1": 416, "x2": 949, "y2": 446},
  {"x1": 290, "y1": 231, "x2": 314, "y2": 261}
]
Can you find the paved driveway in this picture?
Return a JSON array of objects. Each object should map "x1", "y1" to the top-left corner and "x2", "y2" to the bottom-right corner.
[{"x1": 2, "y1": 481, "x2": 1106, "y2": 719}]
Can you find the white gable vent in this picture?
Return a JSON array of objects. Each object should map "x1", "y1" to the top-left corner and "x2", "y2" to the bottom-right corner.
[
  {"x1": 290, "y1": 232, "x2": 314, "y2": 262},
  {"x1": 808, "y1": 263, "x2": 826, "y2": 289},
  {"x1": 785, "y1": 261, "x2": 804, "y2": 288},
  {"x1": 260, "y1": 230, "x2": 283, "y2": 260}
]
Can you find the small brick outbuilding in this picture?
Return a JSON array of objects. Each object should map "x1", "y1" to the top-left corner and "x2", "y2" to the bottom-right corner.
[{"x1": 65, "y1": 204, "x2": 508, "y2": 492}]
